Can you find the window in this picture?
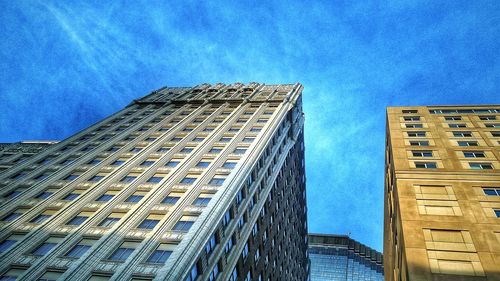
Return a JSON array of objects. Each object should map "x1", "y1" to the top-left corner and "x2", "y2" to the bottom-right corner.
[
  {"x1": 96, "y1": 191, "x2": 116, "y2": 202},
  {"x1": 162, "y1": 194, "x2": 181, "y2": 204},
  {"x1": 222, "y1": 210, "x2": 232, "y2": 227},
  {"x1": 121, "y1": 175, "x2": 137, "y2": 183},
  {"x1": 34, "y1": 173, "x2": 50, "y2": 181},
  {"x1": 30, "y1": 210, "x2": 56, "y2": 224},
  {"x1": 87, "y1": 158, "x2": 102, "y2": 165},
  {"x1": 10, "y1": 172, "x2": 26, "y2": 180},
  {"x1": 480, "y1": 116, "x2": 496, "y2": 120},
  {"x1": 0, "y1": 234, "x2": 23, "y2": 253},
  {"x1": 463, "y1": 151, "x2": 485, "y2": 158},
  {"x1": 444, "y1": 116, "x2": 462, "y2": 121},
  {"x1": 193, "y1": 197, "x2": 211, "y2": 206},
  {"x1": 225, "y1": 236, "x2": 234, "y2": 254},
  {"x1": 453, "y1": 131, "x2": 472, "y2": 137},
  {"x1": 67, "y1": 212, "x2": 92, "y2": 225},
  {"x1": 469, "y1": 163, "x2": 493, "y2": 170},
  {"x1": 63, "y1": 191, "x2": 82, "y2": 201},
  {"x1": 2, "y1": 209, "x2": 27, "y2": 222},
  {"x1": 257, "y1": 119, "x2": 267, "y2": 123},
  {"x1": 64, "y1": 174, "x2": 80, "y2": 181},
  {"x1": 129, "y1": 147, "x2": 143, "y2": 153},
  {"x1": 180, "y1": 177, "x2": 197, "y2": 184},
  {"x1": 147, "y1": 174, "x2": 166, "y2": 183},
  {"x1": 219, "y1": 137, "x2": 232, "y2": 142},
  {"x1": 222, "y1": 161, "x2": 237, "y2": 169},
  {"x1": 495, "y1": 209, "x2": 500, "y2": 218},
  {"x1": 99, "y1": 213, "x2": 124, "y2": 227},
  {"x1": 229, "y1": 267, "x2": 238, "y2": 281},
  {"x1": 208, "y1": 263, "x2": 219, "y2": 281},
  {"x1": 407, "y1": 131, "x2": 426, "y2": 137},
  {"x1": 157, "y1": 147, "x2": 170, "y2": 153},
  {"x1": 209, "y1": 177, "x2": 225, "y2": 186},
  {"x1": 108, "y1": 241, "x2": 141, "y2": 262},
  {"x1": 36, "y1": 189, "x2": 56, "y2": 199},
  {"x1": 88, "y1": 175, "x2": 105, "y2": 182},
  {"x1": 448, "y1": 123, "x2": 466, "y2": 128},
  {"x1": 415, "y1": 162, "x2": 437, "y2": 168},
  {"x1": 196, "y1": 161, "x2": 211, "y2": 167},
  {"x1": 485, "y1": 123, "x2": 500, "y2": 128},
  {"x1": 0, "y1": 268, "x2": 26, "y2": 280},
  {"x1": 410, "y1": 140, "x2": 429, "y2": 146},
  {"x1": 31, "y1": 236, "x2": 63, "y2": 256},
  {"x1": 125, "y1": 192, "x2": 146, "y2": 203},
  {"x1": 185, "y1": 263, "x2": 199, "y2": 281},
  {"x1": 403, "y1": 116, "x2": 420, "y2": 121},
  {"x1": 209, "y1": 147, "x2": 222, "y2": 153},
  {"x1": 4, "y1": 190, "x2": 22, "y2": 199},
  {"x1": 233, "y1": 147, "x2": 247, "y2": 154},
  {"x1": 491, "y1": 131, "x2": 500, "y2": 137},
  {"x1": 65, "y1": 238, "x2": 96, "y2": 258},
  {"x1": 108, "y1": 146, "x2": 121, "y2": 152},
  {"x1": 192, "y1": 137, "x2": 205, "y2": 142},
  {"x1": 458, "y1": 141, "x2": 479, "y2": 147},
  {"x1": 141, "y1": 160, "x2": 155, "y2": 166},
  {"x1": 38, "y1": 270, "x2": 64, "y2": 281},
  {"x1": 405, "y1": 124, "x2": 423, "y2": 128},
  {"x1": 166, "y1": 160, "x2": 180, "y2": 167},
  {"x1": 145, "y1": 137, "x2": 157, "y2": 142},
  {"x1": 146, "y1": 244, "x2": 175, "y2": 264},
  {"x1": 138, "y1": 214, "x2": 162, "y2": 229},
  {"x1": 412, "y1": 151, "x2": 433, "y2": 157},
  {"x1": 205, "y1": 234, "x2": 217, "y2": 255},
  {"x1": 111, "y1": 159, "x2": 125, "y2": 166},
  {"x1": 173, "y1": 216, "x2": 197, "y2": 232},
  {"x1": 483, "y1": 187, "x2": 500, "y2": 196},
  {"x1": 250, "y1": 127, "x2": 262, "y2": 132},
  {"x1": 180, "y1": 147, "x2": 194, "y2": 153},
  {"x1": 242, "y1": 242, "x2": 249, "y2": 259},
  {"x1": 402, "y1": 110, "x2": 417, "y2": 114}
]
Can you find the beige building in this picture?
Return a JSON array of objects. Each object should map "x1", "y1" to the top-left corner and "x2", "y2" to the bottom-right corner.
[
  {"x1": 0, "y1": 82, "x2": 308, "y2": 281},
  {"x1": 384, "y1": 106, "x2": 500, "y2": 281}
]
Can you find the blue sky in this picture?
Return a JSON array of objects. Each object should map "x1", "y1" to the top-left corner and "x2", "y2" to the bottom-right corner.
[{"x1": 1, "y1": 1, "x2": 499, "y2": 251}]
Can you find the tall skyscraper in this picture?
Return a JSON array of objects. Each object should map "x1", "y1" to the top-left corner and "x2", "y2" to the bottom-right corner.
[
  {"x1": 384, "y1": 106, "x2": 500, "y2": 280},
  {"x1": 0, "y1": 82, "x2": 308, "y2": 281},
  {"x1": 308, "y1": 234, "x2": 383, "y2": 281}
]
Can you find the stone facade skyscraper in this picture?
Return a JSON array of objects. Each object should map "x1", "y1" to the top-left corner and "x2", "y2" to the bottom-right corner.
[
  {"x1": 384, "y1": 106, "x2": 500, "y2": 281},
  {"x1": 0, "y1": 83, "x2": 308, "y2": 281}
]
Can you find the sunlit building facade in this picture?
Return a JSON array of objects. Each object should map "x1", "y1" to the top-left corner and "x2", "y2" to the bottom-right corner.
[
  {"x1": 0, "y1": 82, "x2": 308, "y2": 281},
  {"x1": 384, "y1": 106, "x2": 500, "y2": 281},
  {"x1": 308, "y1": 234, "x2": 383, "y2": 281}
]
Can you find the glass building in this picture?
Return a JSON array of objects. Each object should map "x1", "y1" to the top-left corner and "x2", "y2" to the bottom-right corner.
[
  {"x1": 309, "y1": 234, "x2": 383, "y2": 281},
  {"x1": 0, "y1": 83, "x2": 308, "y2": 281}
]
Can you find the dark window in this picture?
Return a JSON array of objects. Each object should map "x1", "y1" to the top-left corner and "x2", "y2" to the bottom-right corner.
[
  {"x1": 146, "y1": 248, "x2": 172, "y2": 264},
  {"x1": 30, "y1": 214, "x2": 51, "y2": 224},
  {"x1": 162, "y1": 196, "x2": 180, "y2": 204},
  {"x1": 147, "y1": 177, "x2": 163, "y2": 183},
  {"x1": 470, "y1": 163, "x2": 493, "y2": 170},
  {"x1": 0, "y1": 240, "x2": 16, "y2": 253},
  {"x1": 483, "y1": 188, "x2": 500, "y2": 196},
  {"x1": 111, "y1": 160, "x2": 125, "y2": 166},
  {"x1": 180, "y1": 177, "x2": 196, "y2": 184},
  {"x1": 65, "y1": 244, "x2": 91, "y2": 258},
  {"x1": 196, "y1": 161, "x2": 210, "y2": 167},
  {"x1": 209, "y1": 178, "x2": 225, "y2": 186},
  {"x1": 463, "y1": 151, "x2": 485, "y2": 158},
  {"x1": 36, "y1": 191, "x2": 53, "y2": 199},
  {"x1": 458, "y1": 141, "x2": 478, "y2": 147},
  {"x1": 141, "y1": 161, "x2": 155, "y2": 166},
  {"x1": 138, "y1": 219, "x2": 160, "y2": 229},
  {"x1": 31, "y1": 242, "x2": 57, "y2": 256},
  {"x1": 99, "y1": 217, "x2": 120, "y2": 227},
  {"x1": 125, "y1": 195, "x2": 144, "y2": 203},
  {"x1": 121, "y1": 176, "x2": 137, "y2": 183},
  {"x1": 109, "y1": 246, "x2": 135, "y2": 262},
  {"x1": 172, "y1": 221, "x2": 194, "y2": 232},
  {"x1": 193, "y1": 198, "x2": 211, "y2": 206},
  {"x1": 67, "y1": 216, "x2": 88, "y2": 225},
  {"x1": 415, "y1": 162, "x2": 437, "y2": 168},
  {"x1": 222, "y1": 162, "x2": 237, "y2": 169},
  {"x1": 166, "y1": 161, "x2": 180, "y2": 167},
  {"x1": 88, "y1": 175, "x2": 104, "y2": 182},
  {"x1": 64, "y1": 174, "x2": 79, "y2": 181},
  {"x1": 209, "y1": 148, "x2": 222, "y2": 153},
  {"x1": 412, "y1": 151, "x2": 433, "y2": 157},
  {"x1": 63, "y1": 193, "x2": 80, "y2": 200},
  {"x1": 96, "y1": 194, "x2": 114, "y2": 202}
]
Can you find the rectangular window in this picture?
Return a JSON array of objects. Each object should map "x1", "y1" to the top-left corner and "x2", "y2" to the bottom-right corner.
[
  {"x1": 108, "y1": 241, "x2": 141, "y2": 262},
  {"x1": 172, "y1": 216, "x2": 197, "y2": 232},
  {"x1": 405, "y1": 124, "x2": 423, "y2": 128},
  {"x1": 463, "y1": 151, "x2": 485, "y2": 158},
  {"x1": 64, "y1": 174, "x2": 80, "y2": 181},
  {"x1": 63, "y1": 190, "x2": 84, "y2": 201},
  {"x1": 415, "y1": 162, "x2": 437, "y2": 168},
  {"x1": 0, "y1": 234, "x2": 24, "y2": 253},
  {"x1": 444, "y1": 116, "x2": 462, "y2": 121},
  {"x1": 412, "y1": 151, "x2": 433, "y2": 157},
  {"x1": 67, "y1": 211, "x2": 93, "y2": 225},
  {"x1": 146, "y1": 243, "x2": 175, "y2": 264},
  {"x1": 125, "y1": 191, "x2": 147, "y2": 203},
  {"x1": 233, "y1": 147, "x2": 247, "y2": 154},
  {"x1": 448, "y1": 123, "x2": 466, "y2": 128},
  {"x1": 402, "y1": 110, "x2": 418, "y2": 114},
  {"x1": 205, "y1": 233, "x2": 217, "y2": 256},
  {"x1": 222, "y1": 161, "x2": 237, "y2": 169},
  {"x1": 196, "y1": 161, "x2": 211, "y2": 167},
  {"x1": 491, "y1": 131, "x2": 500, "y2": 137},
  {"x1": 403, "y1": 116, "x2": 420, "y2": 121},
  {"x1": 96, "y1": 191, "x2": 118, "y2": 202},
  {"x1": 140, "y1": 160, "x2": 155, "y2": 166},
  {"x1": 111, "y1": 159, "x2": 126, "y2": 166},
  {"x1": 458, "y1": 141, "x2": 478, "y2": 146},
  {"x1": 480, "y1": 116, "x2": 496, "y2": 120},
  {"x1": 137, "y1": 214, "x2": 163, "y2": 229},
  {"x1": 31, "y1": 236, "x2": 63, "y2": 256},
  {"x1": 485, "y1": 123, "x2": 500, "y2": 128},
  {"x1": 180, "y1": 177, "x2": 197, "y2": 184},
  {"x1": 407, "y1": 131, "x2": 426, "y2": 137},
  {"x1": 162, "y1": 193, "x2": 182, "y2": 204},
  {"x1": 165, "y1": 160, "x2": 180, "y2": 167},
  {"x1": 453, "y1": 131, "x2": 472, "y2": 137},
  {"x1": 120, "y1": 175, "x2": 137, "y2": 183},
  {"x1": 65, "y1": 238, "x2": 96, "y2": 258},
  {"x1": 242, "y1": 137, "x2": 255, "y2": 143},
  {"x1": 209, "y1": 177, "x2": 225, "y2": 186},
  {"x1": 36, "y1": 189, "x2": 57, "y2": 199},
  {"x1": 495, "y1": 209, "x2": 500, "y2": 217},
  {"x1": 192, "y1": 197, "x2": 211, "y2": 207},
  {"x1": 483, "y1": 188, "x2": 500, "y2": 196},
  {"x1": 209, "y1": 147, "x2": 223, "y2": 153},
  {"x1": 410, "y1": 141, "x2": 429, "y2": 146},
  {"x1": 180, "y1": 147, "x2": 194, "y2": 153},
  {"x1": 3, "y1": 208, "x2": 28, "y2": 222},
  {"x1": 30, "y1": 210, "x2": 57, "y2": 224},
  {"x1": 469, "y1": 163, "x2": 493, "y2": 170},
  {"x1": 147, "y1": 174, "x2": 167, "y2": 184},
  {"x1": 99, "y1": 212, "x2": 124, "y2": 227},
  {"x1": 88, "y1": 174, "x2": 106, "y2": 182}
]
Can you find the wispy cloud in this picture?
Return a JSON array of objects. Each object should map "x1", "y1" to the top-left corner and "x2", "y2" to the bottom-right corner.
[{"x1": 1, "y1": 0, "x2": 499, "y2": 250}]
